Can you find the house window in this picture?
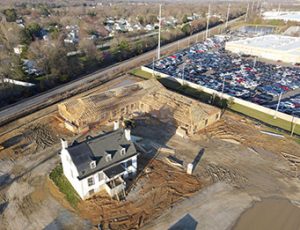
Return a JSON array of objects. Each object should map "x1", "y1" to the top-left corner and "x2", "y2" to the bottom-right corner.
[
  {"x1": 89, "y1": 189, "x2": 94, "y2": 196},
  {"x1": 90, "y1": 161, "x2": 96, "y2": 169},
  {"x1": 120, "y1": 148, "x2": 126, "y2": 156},
  {"x1": 105, "y1": 154, "x2": 112, "y2": 162},
  {"x1": 98, "y1": 172, "x2": 104, "y2": 181},
  {"x1": 87, "y1": 177, "x2": 94, "y2": 187}
]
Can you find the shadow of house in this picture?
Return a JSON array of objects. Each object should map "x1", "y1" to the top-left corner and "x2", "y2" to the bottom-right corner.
[
  {"x1": 0, "y1": 134, "x2": 23, "y2": 148},
  {"x1": 192, "y1": 148, "x2": 205, "y2": 173},
  {"x1": 168, "y1": 213, "x2": 198, "y2": 230},
  {"x1": 0, "y1": 201, "x2": 8, "y2": 215},
  {"x1": 0, "y1": 173, "x2": 11, "y2": 187},
  {"x1": 126, "y1": 105, "x2": 178, "y2": 192}
]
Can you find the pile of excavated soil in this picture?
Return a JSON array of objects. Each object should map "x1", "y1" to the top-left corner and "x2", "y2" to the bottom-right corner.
[
  {"x1": 202, "y1": 112, "x2": 300, "y2": 158},
  {"x1": 77, "y1": 159, "x2": 202, "y2": 230}
]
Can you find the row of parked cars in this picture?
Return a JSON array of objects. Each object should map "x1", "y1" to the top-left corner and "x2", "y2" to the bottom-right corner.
[{"x1": 150, "y1": 34, "x2": 300, "y2": 117}]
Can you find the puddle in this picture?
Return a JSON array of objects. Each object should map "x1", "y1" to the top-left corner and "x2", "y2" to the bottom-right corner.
[{"x1": 233, "y1": 198, "x2": 300, "y2": 230}]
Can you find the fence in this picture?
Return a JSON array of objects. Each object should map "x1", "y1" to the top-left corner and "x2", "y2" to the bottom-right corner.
[{"x1": 141, "y1": 66, "x2": 300, "y2": 129}]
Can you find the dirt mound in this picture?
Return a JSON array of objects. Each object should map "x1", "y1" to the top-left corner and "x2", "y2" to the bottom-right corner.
[
  {"x1": 77, "y1": 159, "x2": 202, "y2": 230},
  {"x1": 23, "y1": 123, "x2": 59, "y2": 152},
  {"x1": 204, "y1": 113, "x2": 300, "y2": 158}
]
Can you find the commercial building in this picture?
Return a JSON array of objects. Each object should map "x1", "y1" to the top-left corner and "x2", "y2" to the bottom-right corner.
[
  {"x1": 263, "y1": 11, "x2": 300, "y2": 22},
  {"x1": 58, "y1": 79, "x2": 221, "y2": 136},
  {"x1": 225, "y1": 35, "x2": 300, "y2": 64}
]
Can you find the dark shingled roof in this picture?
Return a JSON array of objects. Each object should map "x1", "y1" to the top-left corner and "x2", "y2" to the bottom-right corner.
[{"x1": 67, "y1": 129, "x2": 137, "y2": 180}]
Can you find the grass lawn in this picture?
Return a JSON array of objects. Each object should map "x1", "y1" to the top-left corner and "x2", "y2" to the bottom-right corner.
[
  {"x1": 49, "y1": 164, "x2": 81, "y2": 208},
  {"x1": 231, "y1": 103, "x2": 300, "y2": 136},
  {"x1": 130, "y1": 68, "x2": 154, "y2": 79}
]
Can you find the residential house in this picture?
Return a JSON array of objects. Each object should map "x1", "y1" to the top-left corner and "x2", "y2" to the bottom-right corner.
[
  {"x1": 59, "y1": 126, "x2": 138, "y2": 200},
  {"x1": 145, "y1": 24, "x2": 154, "y2": 31}
]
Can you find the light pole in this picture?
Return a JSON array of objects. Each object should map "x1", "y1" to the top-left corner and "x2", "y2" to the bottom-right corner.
[
  {"x1": 152, "y1": 57, "x2": 155, "y2": 77},
  {"x1": 291, "y1": 113, "x2": 297, "y2": 137},
  {"x1": 182, "y1": 63, "x2": 186, "y2": 83},
  {"x1": 157, "y1": 4, "x2": 162, "y2": 60},
  {"x1": 245, "y1": 2, "x2": 250, "y2": 22},
  {"x1": 225, "y1": 3, "x2": 231, "y2": 29},
  {"x1": 274, "y1": 92, "x2": 283, "y2": 119},
  {"x1": 205, "y1": 4, "x2": 210, "y2": 40}
]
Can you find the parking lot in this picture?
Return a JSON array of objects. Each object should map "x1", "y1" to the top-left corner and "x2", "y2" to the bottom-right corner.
[{"x1": 149, "y1": 33, "x2": 300, "y2": 117}]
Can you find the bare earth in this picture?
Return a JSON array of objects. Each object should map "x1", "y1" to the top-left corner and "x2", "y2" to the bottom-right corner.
[{"x1": 1, "y1": 76, "x2": 300, "y2": 230}]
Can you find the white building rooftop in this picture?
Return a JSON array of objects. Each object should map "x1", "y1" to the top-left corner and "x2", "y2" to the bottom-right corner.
[
  {"x1": 263, "y1": 11, "x2": 300, "y2": 22},
  {"x1": 227, "y1": 35, "x2": 300, "y2": 52}
]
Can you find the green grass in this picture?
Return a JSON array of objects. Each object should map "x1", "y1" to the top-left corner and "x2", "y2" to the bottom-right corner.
[
  {"x1": 130, "y1": 68, "x2": 154, "y2": 79},
  {"x1": 49, "y1": 164, "x2": 81, "y2": 208},
  {"x1": 231, "y1": 103, "x2": 300, "y2": 136}
]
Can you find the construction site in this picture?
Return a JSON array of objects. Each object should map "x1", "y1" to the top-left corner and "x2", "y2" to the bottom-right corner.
[
  {"x1": 57, "y1": 79, "x2": 221, "y2": 136},
  {"x1": 1, "y1": 75, "x2": 300, "y2": 230}
]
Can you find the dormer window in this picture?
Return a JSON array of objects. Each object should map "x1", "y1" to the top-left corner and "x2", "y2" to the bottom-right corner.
[
  {"x1": 105, "y1": 154, "x2": 112, "y2": 162},
  {"x1": 90, "y1": 161, "x2": 96, "y2": 169},
  {"x1": 120, "y1": 148, "x2": 126, "y2": 156}
]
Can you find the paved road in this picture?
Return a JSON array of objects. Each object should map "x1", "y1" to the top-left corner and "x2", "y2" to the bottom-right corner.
[{"x1": 0, "y1": 16, "x2": 243, "y2": 126}]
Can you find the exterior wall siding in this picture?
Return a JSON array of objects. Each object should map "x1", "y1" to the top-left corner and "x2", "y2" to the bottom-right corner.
[{"x1": 61, "y1": 150, "x2": 138, "y2": 200}]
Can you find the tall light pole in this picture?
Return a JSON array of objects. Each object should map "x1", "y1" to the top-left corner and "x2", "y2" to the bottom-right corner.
[
  {"x1": 152, "y1": 57, "x2": 155, "y2": 77},
  {"x1": 274, "y1": 91, "x2": 283, "y2": 119},
  {"x1": 221, "y1": 75, "x2": 225, "y2": 99},
  {"x1": 205, "y1": 4, "x2": 210, "y2": 40},
  {"x1": 225, "y1": 3, "x2": 231, "y2": 29},
  {"x1": 291, "y1": 113, "x2": 297, "y2": 137},
  {"x1": 245, "y1": 2, "x2": 250, "y2": 22},
  {"x1": 157, "y1": 4, "x2": 162, "y2": 60},
  {"x1": 182, "y1": 63, "x2": 186, "y2": 83}
]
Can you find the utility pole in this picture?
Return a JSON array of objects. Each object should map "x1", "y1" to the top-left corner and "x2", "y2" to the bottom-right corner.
[
  {"x1": 225, "y1": 3, "x2": 231, "y2": 29},
  {"x1": 245, "y1": 2, "x2": 249, "y2": 22},
  {"x1": 152, "y1": 57, "x2": 155, "y2": 77},
  {"x1": 157, "y1": 4, "x2": 162, "y2": 60},
  {"x1": 182, "y1": 63, "x2": 186, "y2": 83},
  {"x1": 291, "y1": 114, "x2": 297, "y2": 137},
  {"x1": 251, "y1": 0, "x2": 255, "y2": 13},
  {"x1": 274, "y1": 92, "x2": 283, "y2": 119},
  {"x1": 221, "y1": 76, "x2": 225, "y2": 99},
  {"x1": 277, "y1": 3, "x2": 281, "y2": 14},
  {"x1": 253, "y1": 57, "x2": 257, "y2": 68},
  {"x1": 205, "y1": 4, "x2": 210, "y2": 40}
]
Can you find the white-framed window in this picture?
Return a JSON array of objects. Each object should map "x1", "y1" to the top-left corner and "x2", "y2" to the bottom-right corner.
[
  {"x1": 87, "y1": 177, "x2": 94, "y2": 187},
  {"x1": 90, "y1": 161, "x2": 96, "y2": 169},
  {"x1": 120, "y1": 148, "x2": 126, "y2": 156},
  {"x1": 105, "y1": 154, "x2": 112, "y2": 162},
  {"x1": 98, "y1": 172, "x2": 104, "y2": 181}
]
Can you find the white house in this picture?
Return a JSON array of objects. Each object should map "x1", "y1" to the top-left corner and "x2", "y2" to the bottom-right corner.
[{"x1": 59, "y1": 125, "x2": 138, "y2": 200}]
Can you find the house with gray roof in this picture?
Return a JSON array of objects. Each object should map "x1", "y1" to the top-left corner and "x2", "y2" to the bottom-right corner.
[{"x1": 59, "y1": 124, "x2": 138, "y2": 199}]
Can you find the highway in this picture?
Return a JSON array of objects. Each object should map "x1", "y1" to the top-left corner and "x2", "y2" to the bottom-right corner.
[{"x1": 0, "y1": 16, "x2": 243, "y2": 126}]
